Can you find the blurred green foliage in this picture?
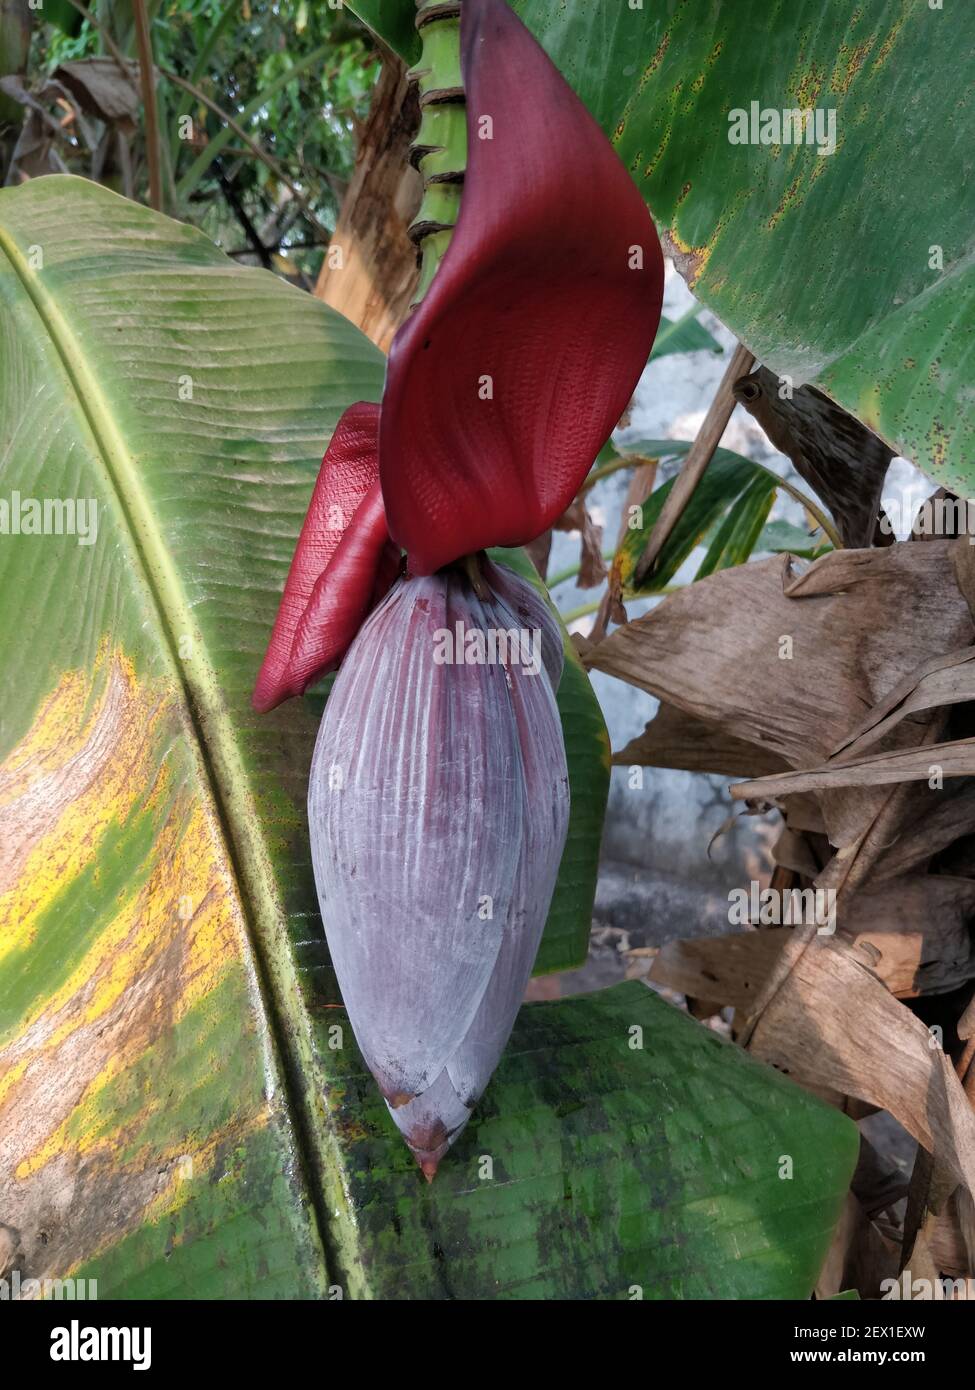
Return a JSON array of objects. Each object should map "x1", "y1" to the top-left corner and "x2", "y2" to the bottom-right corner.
[{"x1": 24, "y1": 0, "x2": 379, "y2": 282}]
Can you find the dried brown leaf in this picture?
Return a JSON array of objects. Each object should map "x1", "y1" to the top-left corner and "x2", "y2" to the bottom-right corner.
[
  {"x1": 652, "y1": 873, "x2": 975, "y2": 1008},
  {"x1": 869, "y1": 781, "x2": 975, "y2": 881},
  {"x1": 843, "y1": 876, "x2": 975, "y2": 997},
  {"x1": 589, "y1": 544, "x2": 973, "y2": 854},
  {"x1": 772, "y1": 823, "x2": 826, "y2": 877},
  {"x1": 613, "y1": 701, "x2": 790, "y2": 779},
  {"x1": 589, "y1": 545, "x2": 972, "y2": 769},
  {"x1": 556, "y1": 497, "x2": 607, "y2": 588},
  {"x1": 815, "y1": 1192, "x2": 900, "y2": 1300},
  {"x1": 650, "y1": 930, "x2": 788, "y2": 1012},
  {"x1": 523, "y1": 529, "x2": 552, "y2": 580},
  {"x1": 746, "y1": 938, "x2": 975, "y2": 1199},
  {"x1": 52, "y1": 57, "x2": 140, "y2": 132},
  {"x1": 732, "y1": 735, "x2": 975, "y2": 800},
  {"x1": 732, "y1": 365, "x2": 893, "y2": 549},
  {"x1": 832, "y1": 647, "x2": 975, "y2": 762}
]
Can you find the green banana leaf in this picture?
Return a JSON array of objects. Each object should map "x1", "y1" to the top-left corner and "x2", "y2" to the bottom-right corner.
[
  {"x1": 606, "y1": 441, "x2": 785, "y2": 592},
  {"x1": 650, "y1": 307, "x2": 723, "y2": 361},
  {"x1": 320, "y1": 980, "x2": 859, "y2": 1299},
  {"x1": 0, "y1": 176, "x2": 857, "y2": 1298},
  {"x1": 174, "y1": 46, "x2": 330, "y2": 200},
  {"x1": 757, "y1": 518, "x2": 833, "y2": 560},
  {"x1": 488, "y1": 545, "x2": 610, "y2": 975},
  {"x1": 351, "y1": 0, "x2": 975, "y2": 496}
]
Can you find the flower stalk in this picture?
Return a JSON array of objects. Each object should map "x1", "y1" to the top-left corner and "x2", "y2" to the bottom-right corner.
[{"x1": 408, "y1": 1, "x2": 467, "y2": 304}]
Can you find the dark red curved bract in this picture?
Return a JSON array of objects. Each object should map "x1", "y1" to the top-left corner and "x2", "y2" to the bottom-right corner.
[
  {"x1": 252, "y1": 402, "x2": 399, "y2": 711},
  {"x1": 379, "y1": 0, "x2": 664, "y2": 576}
]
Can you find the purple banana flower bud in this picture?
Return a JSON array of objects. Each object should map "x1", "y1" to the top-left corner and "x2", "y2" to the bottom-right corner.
[{"x1": 308, "y1": 560, "x2": 569, "y2": 1178}]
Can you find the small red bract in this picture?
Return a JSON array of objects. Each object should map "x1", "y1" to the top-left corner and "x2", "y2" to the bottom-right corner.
[{"x1": 252, "y1": 403, "x2": 399, "y2": 712}]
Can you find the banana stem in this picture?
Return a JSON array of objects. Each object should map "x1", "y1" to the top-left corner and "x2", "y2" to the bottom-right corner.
[{"x1": 408, "y1": 1, "x2": 466, "y2": 307}]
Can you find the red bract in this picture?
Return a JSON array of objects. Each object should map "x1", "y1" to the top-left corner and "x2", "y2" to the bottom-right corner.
[
  {"x1": 252, "y1": 402, "x2": 400, "y2": 712},
  {"x1": 379, "y1": 0, "x2": 664, "y2": 574},
  {"x1": 254, "y1": 0, "x2": 662, "y2": 705}
]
